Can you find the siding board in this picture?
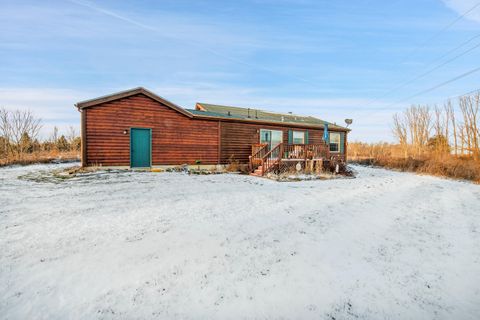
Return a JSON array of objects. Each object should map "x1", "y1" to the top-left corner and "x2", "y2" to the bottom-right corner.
[
  {"x1": 85, "y1": 94, "x2": 219, "y2": 166},
  {"x1": 219, "y1": 122, "x2": 325, "y2": 164},
  {"x1": 83, "y1": 93, "x2": 347, "y2": 167}
]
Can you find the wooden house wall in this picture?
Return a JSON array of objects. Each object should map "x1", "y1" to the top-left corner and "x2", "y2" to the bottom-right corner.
[
  {"x1": 218, "y1": 121, "x2": 327, "y2": 164},
  {"x1": 82, "y1": 93, "x2": 347, "y2": 166},
  {"x1": 84, "y1": 94, "x2": 219, "y2": 166}
]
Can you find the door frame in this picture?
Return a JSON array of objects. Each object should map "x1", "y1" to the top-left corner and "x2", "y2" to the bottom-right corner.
[
  {"x1": 259, "y1": 129, "x2": 283, "y2": 158},
  {"x1": 130, "y1": 127, "x2": 152, "y2": 168},
  {"x1": 259, "y1": 129, "x2": 283, "y2": 148}
]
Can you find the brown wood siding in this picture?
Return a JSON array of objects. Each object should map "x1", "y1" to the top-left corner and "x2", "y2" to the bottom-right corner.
[
  {"x1": 219, "y1": 122, "x2": 326, "y2": 164},
  {"x1": 84, "y1": 94, "x2": 219, "y2": 166}
]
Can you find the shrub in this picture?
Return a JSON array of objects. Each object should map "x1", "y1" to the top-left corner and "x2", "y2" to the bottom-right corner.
[{"x1": 226, "y1": 154, "x2": 240, "y2": 172}]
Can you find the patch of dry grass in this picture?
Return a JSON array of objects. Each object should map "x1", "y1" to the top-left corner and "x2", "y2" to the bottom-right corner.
[
  {"x1": 349, "y1": 142, "x2": 480, "y2": 183},
  {"x1": 0, "y1": 151, "x2": 80, "y2": 167}
]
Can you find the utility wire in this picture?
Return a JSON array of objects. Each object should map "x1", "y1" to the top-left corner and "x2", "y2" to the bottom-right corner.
[
  {"x1": 371, "y1": 40, "x2": 480, "y2": 102},
  {"x1": 399, "y1": 2, "x2": 480, "y2": 64},
  {"x1": 363, "y1": 2, "x2": 480, "y2": 109},
  {"x1": 70, "y1": 0, "x2": 480, "y2": 114},
  {"x1": 359, "y1": 67, "x2": 480, "y2": 118},
  {"x1": 423, "y1": 32, "x2": 480, "y2": 69},
  {"x1": 447, "y1": 87, "x2": 480, "y2": 100},
  {"x1": 385, "y1": 66, "x2": 480, "y2": 107}
]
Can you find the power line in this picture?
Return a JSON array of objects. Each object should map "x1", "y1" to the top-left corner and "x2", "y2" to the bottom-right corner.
[
  {"x1": 423, "y1": 32, "x2": 480, "y2": 69},
  {"x1": 362, "y1": 2, "x2": 480, "y2": 109},
  {"x1": 385, "y1": 66, "x2": 480, "y2": 107},
  {"x1": 447, "y1": 87, "x2": 480, "y2": 100},
  {"x1": 359, "y1": 67, "x2": 480, "y2": 118},
  {"x1": 69, "y1": 0, "x2": 480, "y2": 114},
  {"x1": 399, "y1": 2, "x2": 480, "y2": 63},
  {"x1": 370, "y1": 40, "x2": 480, "y2": 102}
]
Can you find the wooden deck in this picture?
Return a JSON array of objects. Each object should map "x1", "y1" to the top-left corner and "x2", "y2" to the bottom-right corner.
[{"x1": 249, "y1": 142, "x2": 342, "y2": 176}]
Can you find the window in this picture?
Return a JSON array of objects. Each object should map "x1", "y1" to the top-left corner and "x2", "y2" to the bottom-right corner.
[
  {"x1": 260, "y1": 129, "x2": 283, "y2": 147},
  {"x1": 292, "y1": 131, "x2": 305, "y2": 144},
  {"x1": 260, "y1": 129, "x2": 283, "y2": 158},
  {"x1": 330, "y1": 132, "x2": 340, "y2": 152}
]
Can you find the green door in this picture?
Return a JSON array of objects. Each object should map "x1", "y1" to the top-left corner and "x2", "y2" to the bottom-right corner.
[{"x1": 130, "y1": 128, "x2": 151, "y2": 168}]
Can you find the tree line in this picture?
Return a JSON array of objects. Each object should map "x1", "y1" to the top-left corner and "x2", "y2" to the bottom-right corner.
[
  {"x1": 0, "y1": 107, "x2": 80, "y2": 162},
  {"x1": 349, "y1": 91, "x2": 480, "y2": 182},
  {"x1": 392, "y1": 92, "x2": 480, "y2": 160}
]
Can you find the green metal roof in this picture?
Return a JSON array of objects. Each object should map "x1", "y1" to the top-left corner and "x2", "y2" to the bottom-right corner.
[{"x1": 188, "y1": 103, "x2": 349, "y2": 130}]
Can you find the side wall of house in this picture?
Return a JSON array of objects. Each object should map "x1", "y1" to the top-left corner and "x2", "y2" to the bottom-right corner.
[
  {"x1": 83, "y1": 94, "x2": 219, "y2": 166},
  {"x1": 219, "y1": 121, "x2": 347, "y2": 164}
]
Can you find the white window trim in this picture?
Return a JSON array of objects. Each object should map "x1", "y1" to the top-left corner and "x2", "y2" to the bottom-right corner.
[
  {"x1": 260, "y1": 129, "x2": 283, "y2": 146},
  {"x1": 329, "y1": 132, "x2": 341, "y2": 153},
  {"x1": 292, "y1": 131, "x2": 305, "y2": 144}
]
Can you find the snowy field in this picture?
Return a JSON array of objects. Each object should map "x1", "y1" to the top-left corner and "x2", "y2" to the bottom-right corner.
[{"x1": 1, "y1": 163, "x2": 480, "y2": 320}]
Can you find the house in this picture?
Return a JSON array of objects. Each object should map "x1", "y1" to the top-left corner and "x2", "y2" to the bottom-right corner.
[{"x1": 75, "y1": 87, "x2": 350, "y2": 175}]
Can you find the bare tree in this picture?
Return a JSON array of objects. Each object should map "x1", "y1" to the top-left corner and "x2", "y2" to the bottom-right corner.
[
  {"x1": 0, "y1": 108, "x2": 42, "y2": 159},
  {"x1": 392, "y1": 113, "x2": 408, "y2": 156},
  {"x1": 50, "y1": 126, "x2": 59, "y2": 144},
  {"x1": 433, "y1": 105, "x2": 444, "y2": 138},
  {"x1": 402, "y1": 105, "x2": 432, "y2": 155},
  {"x1": 0, "y1": 108, "x2": 12, "y2": 158},
  {"x1": 459, "y1": 94, "x2": 479, "y2": 159},
  {"x1": 67, "y1": 126, "x2": 78, "y2": 151},
  {"x1": 444, "y1": 101, "x2": 457, "y2": 155}
]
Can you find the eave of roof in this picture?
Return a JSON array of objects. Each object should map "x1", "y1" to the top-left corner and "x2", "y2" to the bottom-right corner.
[
  {"x1": 193, "y1": 102, "x2": 350, "y2": 131},
  {"x1": 75, "y1": 87, "x2": 193, "y2": 118},
  {"x1": 187, "y1": 109, "x2": 350, "y2": 131},
  {"x1": 74, "y1": 87, "x2": 350, "y2": 131}
]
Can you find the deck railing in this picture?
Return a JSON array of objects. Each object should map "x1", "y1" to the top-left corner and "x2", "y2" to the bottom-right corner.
[
  {"x1": 260, "y1": 143, "x2": 283, "y2": 175},
  {"x1": 249, "y1": 143, "x2": 269, "y2": 171},
  {"x1": 250, "y1": 142, "x2": 331, "y2": 175},
  {"x1": 283, "y1": 143, "x2": 329, "y2": 160}
]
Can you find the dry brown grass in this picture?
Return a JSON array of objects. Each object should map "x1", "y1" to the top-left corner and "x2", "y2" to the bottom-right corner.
[
  {"x1": 0, "y1": 150, "x2": 80, "y2": 167},
  {"x1": 349, "y1": 142, "x2": 480, "y2": 183},
  {"x1": 225, "y1": 155, "x2": 240, "y2": 172}
]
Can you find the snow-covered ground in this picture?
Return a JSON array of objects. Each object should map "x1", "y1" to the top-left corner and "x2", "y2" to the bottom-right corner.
[{"x1": 1, "y1": 164, "x2": 479, "y2": 319}]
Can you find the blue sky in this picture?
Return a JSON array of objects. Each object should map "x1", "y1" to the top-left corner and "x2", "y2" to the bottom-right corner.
[{"x1": 1, "y1": 0, "x2": 480, "y2": 141}]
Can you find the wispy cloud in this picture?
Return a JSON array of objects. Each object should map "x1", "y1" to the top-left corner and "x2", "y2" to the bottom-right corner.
[
  {"x1": 65, "y1": 0, "x2": 347, "y2": 89},
  {"x1": 2, "y1": 0, "x2": 477, "y2": 142},
  {"x1": 442, "y1": 0, "x2": 480, "y2": 23}
]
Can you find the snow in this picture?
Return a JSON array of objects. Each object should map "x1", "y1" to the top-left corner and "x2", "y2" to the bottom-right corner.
[{"x1": 1, "y1": 163, "x2": 479, "y2": 319}]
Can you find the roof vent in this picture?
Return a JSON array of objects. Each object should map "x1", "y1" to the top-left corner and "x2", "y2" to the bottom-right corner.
[
  {"x1": 255, "y1": 110, "x2": 258, "y2": 119},
  {"x1": 227, "y1": 111, "x2": 231, "y2": 116},
  {"x1": 247, "y1": 108, "x2": 251, "y2": 118}
]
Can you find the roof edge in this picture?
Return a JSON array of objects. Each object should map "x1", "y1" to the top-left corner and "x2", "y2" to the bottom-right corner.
[
  {"x1": 197, "y1": 102, "x2": 310, "y2": 118},
  {"x1": 74, "y1": 88, "x2": 350, "y2": 131},
  {"x1": 75, "y1": 87, "x2": 193, "y2": 118},
  {"x1": 190, "y1": 112, "x2": 351, "y2": 131},
  {"x1": 194, "y1": 102, "x2": 350, "y2": 131}
]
